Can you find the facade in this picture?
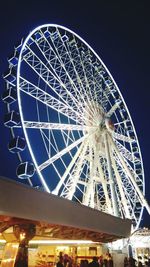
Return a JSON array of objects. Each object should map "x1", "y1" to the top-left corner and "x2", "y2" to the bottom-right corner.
[{"x1": 130, "y1": 228, "x2": 150, "y2": 264}]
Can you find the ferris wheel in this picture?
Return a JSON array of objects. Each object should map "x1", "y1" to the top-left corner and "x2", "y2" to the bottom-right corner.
[{"x1": 2, "y1": 24, "x2": 150, "y2": 230}]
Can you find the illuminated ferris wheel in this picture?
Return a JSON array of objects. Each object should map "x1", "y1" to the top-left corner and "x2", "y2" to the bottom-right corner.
[{"x1": 2, "y1": 24, "x2": 150, "y2": 230}]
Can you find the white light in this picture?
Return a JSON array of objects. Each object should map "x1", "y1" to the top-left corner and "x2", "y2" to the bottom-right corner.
[
  {"x1": 29, "y1": 240, "x2": 96, "y2": 245},
  {"x1": 0, "y1": 239, "x2": 6, "y2": 244}
]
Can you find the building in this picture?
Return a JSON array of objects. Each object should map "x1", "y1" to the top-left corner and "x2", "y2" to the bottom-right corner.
[{"x1": 0, "y1": 176, "x2": 131, "y2": 266}]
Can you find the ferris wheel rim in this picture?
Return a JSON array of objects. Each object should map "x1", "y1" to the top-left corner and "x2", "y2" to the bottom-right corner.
[{"x1": 14, "y1": 23, "x2": 145, "y2": 229}]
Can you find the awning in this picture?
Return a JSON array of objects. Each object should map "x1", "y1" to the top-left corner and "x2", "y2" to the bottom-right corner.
[{"x1": 0, "y1": 176, "x2": 131, "y2": 243}]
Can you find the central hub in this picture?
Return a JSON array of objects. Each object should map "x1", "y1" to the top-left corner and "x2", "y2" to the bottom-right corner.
[
  {"x1": 84, "y1": 100, "x2": 104, "y2": 127},
  {"x1": 83, "y1": 101, "x2": 114, "y2": 154}
]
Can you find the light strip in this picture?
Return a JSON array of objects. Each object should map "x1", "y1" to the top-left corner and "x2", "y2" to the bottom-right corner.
[
  {"x1": 0, "y1": 239, "x2": 97, "y2": 245},
  {"x1": 29, "y1": 240, "x2": 97, "y2": 245}
]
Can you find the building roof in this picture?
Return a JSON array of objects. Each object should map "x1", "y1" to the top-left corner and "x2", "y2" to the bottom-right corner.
[
  {"x1": 0, "y1": 176, "x2": 131, "y2": 243},
  {"x1": 130, "y1": 228, "x2": 150, "y2": 248}
]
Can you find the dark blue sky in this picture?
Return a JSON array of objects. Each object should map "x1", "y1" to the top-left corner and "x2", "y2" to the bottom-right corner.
[{"x1": 0, "y1": 1, "x2": 150, "y2": 227}]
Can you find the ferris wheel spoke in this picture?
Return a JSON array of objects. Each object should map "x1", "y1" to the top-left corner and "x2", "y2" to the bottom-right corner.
[
  {"x1": 125, "y1": 191, "x2": 140, "y2": 224},
  {"x1": 60, "y1": 139, "x2": 89, "y2": 200},
  {"x1": 112, "y1": 138, "x2": 143, "y2": 187},
  {"x1": 106, "y1": 101, "x2": 121, "y2": 117},
  {"x1": 50, "y1": 131, "x2": 74, "y2": 178},
  {"x1": 108, "y1": 134, "x2": 150, "y2": 214},
  {"x1": 64, "y1": 37, "x2": 98, "y2": 114},
  {"x1": 117, "y1": 151, "x2": 143, "y2": 185},
  {"x1": 48, "y1": 30, "x2": 98, "y2": 124},
  {"x1": 91, "y1": 144, "x2": 112, "y2": 213},
  {"x1": 33, "y1": 36, "x2": 87, "y2": 114},
  {"x1": 104, "y1": 132, "x2": 119, "y2": 216},
  {"x1": 23, "y1": 46, "x2": 85, "y2": 119},
  {"x1": 52, "y1": 139, "x2": 87, "y2": 195},
  {"x1": 112, "y1": 131, "x2": 136, "y2": 143},
  {"x1": 67, "y1": 38, "x2": 107, "y2": 112},
  {"x1": 113, "y1": 149, "x2": 143, "y2": 195},
  {"x1": 109, "y1": 148, "x2": 131, "y2": 218},
  {"x1": 39, "y1": 30, "x2": 83, "y2": 101},
  {"x1": 19, "y1": 77, "x2": 82, "y2": 124},
  {"x1": 34, "y1": 29, "x2": 95, "y2": 126},
  {"x1": 50, "y1": 30, "x2": 91, "y2": 101},
  {"x1": 40, "y1": 32, "x2": 89, "y2": 103},
  {"x1": 61, "y1": 129, "x2": 76, "y2": 147},
  {"x1": 114, "y1": 139, "x2": 139, "y2": 163},
  {"x1": 45, "y1": 127, "x2": 75, "y2": 175},
  {"x1": 80, "y1": 52, "x2": 111, "y2": 113},
  {"x1": 69, "y1": 45, "x2": 110, "y2": 118},
  {"x1": 53, "y1": 29, "x2": 102, "y2": 124},
  {"x1": 51, "y1": 29, "x2": 109, "y2": 124},
  {"x1": 82, "y1": 145, "x2": 96, "y2": 208},
  {"x1": 96, "y1": 160, "x2": 113, "y2": 214},
  {"x1": 38, "y1": 133, "x2": 89, "y2": 171},
  {"x1": 23, "y1": 121, "x2": 96, "y2": 131}
]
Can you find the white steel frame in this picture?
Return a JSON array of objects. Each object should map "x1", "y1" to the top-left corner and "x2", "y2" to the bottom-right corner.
[{"x1": 6, "y1": 24, "x2": 150, "y2": 230}]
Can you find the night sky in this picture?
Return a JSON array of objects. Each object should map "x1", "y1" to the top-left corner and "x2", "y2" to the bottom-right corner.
[{"x1": 0, "y1": 1, "x2": 150, "y2": 227}]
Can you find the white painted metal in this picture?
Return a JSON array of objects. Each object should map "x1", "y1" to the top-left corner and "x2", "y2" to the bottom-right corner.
[
  {"x1": 8, "y1": 23, "x2": 149, "y2": 231},
  {"x1": 104, "y1": 132, "x2": 119, "y2": 217},
  {"x1": 23, "y1": 121, "x2": 96, "y2": 131},
  {"x1": 109, "y1": 146, "x2": 131, "y2": 218},
  {"x1": 109, "y1": 134, "x2": 150, "y2": 214},
  {"x1": 39, "y1": 134, "x2": 89, "y2": 171}
]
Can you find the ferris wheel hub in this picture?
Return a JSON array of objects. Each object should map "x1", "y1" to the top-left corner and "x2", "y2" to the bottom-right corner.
[{"x1": 105, "y1": 117, "x2": 115, "y2": 131}]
